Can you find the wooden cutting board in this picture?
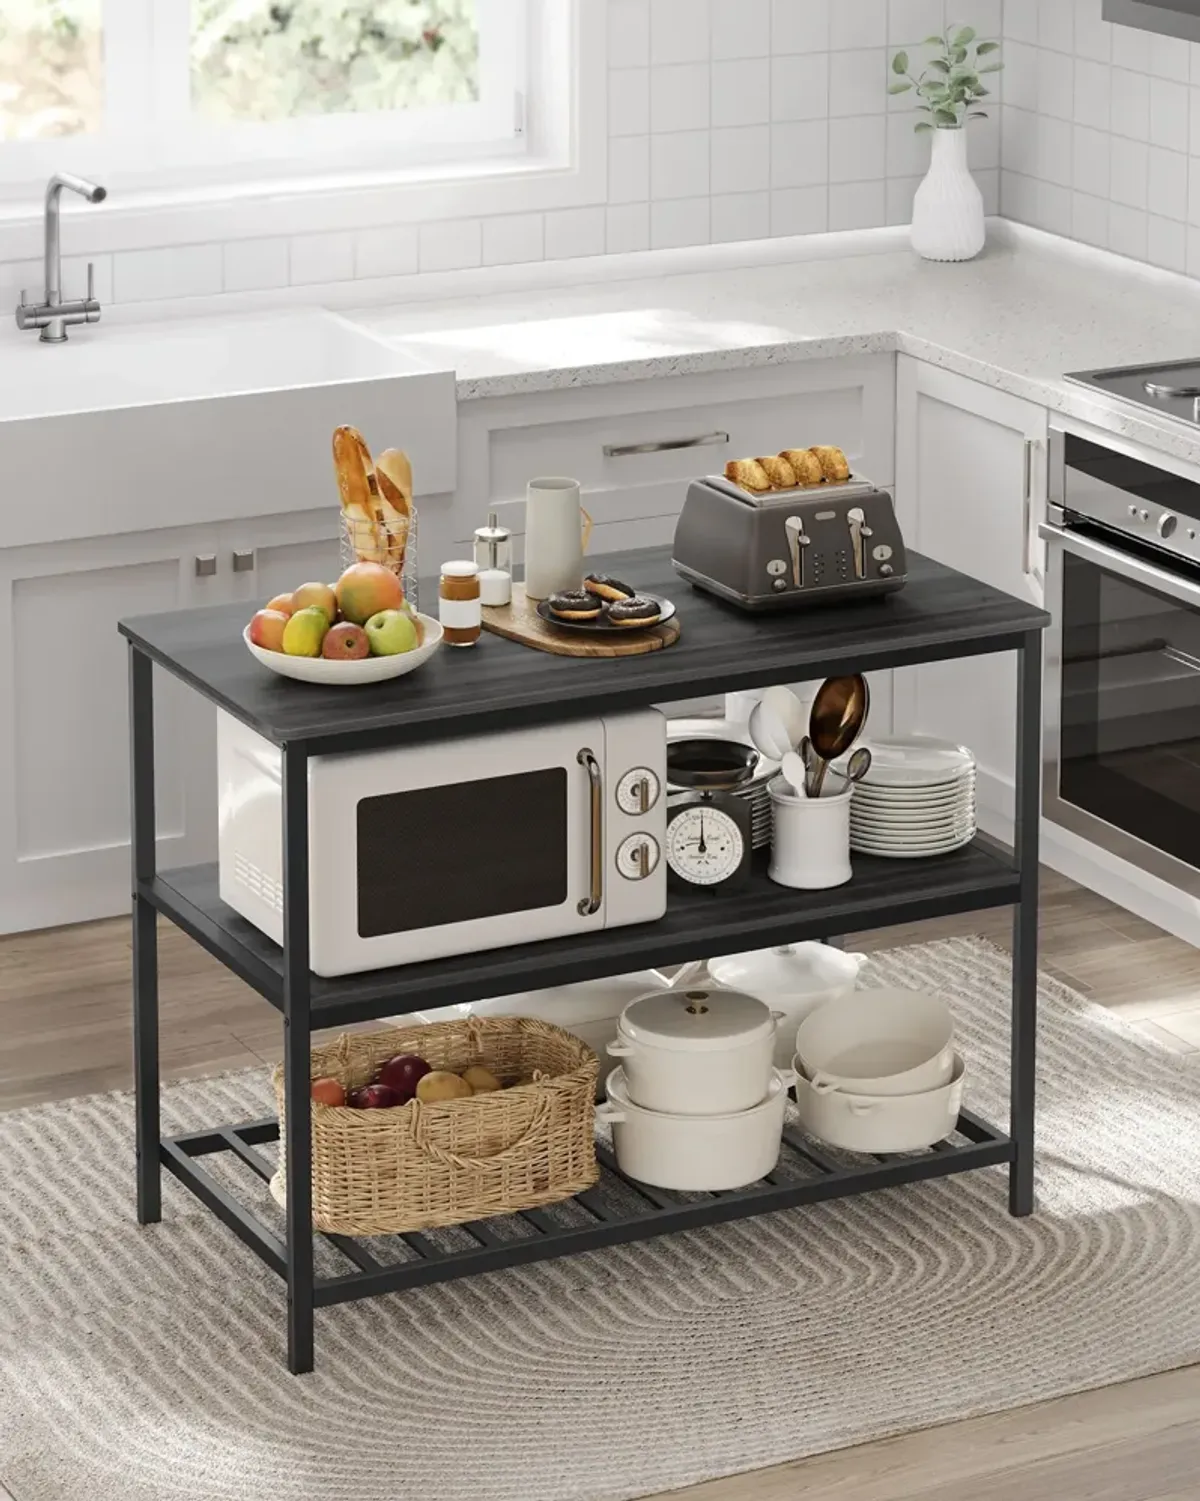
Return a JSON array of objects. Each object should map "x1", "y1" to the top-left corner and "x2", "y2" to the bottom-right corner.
[{"x1": 482, "y1": 583, "x2": 681, "y2": 657}]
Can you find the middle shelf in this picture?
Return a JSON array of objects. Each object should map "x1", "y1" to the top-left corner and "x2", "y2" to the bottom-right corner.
[{"x1": 144, "y1": 840, "x2": 1020, "y2": 1027}]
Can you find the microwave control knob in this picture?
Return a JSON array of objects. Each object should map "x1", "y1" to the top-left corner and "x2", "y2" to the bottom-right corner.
[
  {"x1": 616, "y1": 767, "x2": 661, "y2": 815},
  {"x1": 616, "y1": 833, "x2": 661, "y2": 881},
  {"x1": 1158, "y1": 513, "x2": 1179, "y2": 540}
]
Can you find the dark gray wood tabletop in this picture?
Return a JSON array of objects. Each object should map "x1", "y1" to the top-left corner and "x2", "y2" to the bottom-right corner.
[{"x1": 119, "y1": 547, "x2": 1048, "y2": 751}]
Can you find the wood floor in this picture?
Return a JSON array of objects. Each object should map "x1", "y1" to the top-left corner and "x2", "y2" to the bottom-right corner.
[{"x1": 1, "y1": 867, "x2": 1199, "y2": 1500}]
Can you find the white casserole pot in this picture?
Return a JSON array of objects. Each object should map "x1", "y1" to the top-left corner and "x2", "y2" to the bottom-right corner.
[
  {"x1": 607, "y1": 984, "x2": 784, "y2": 1115},
  {"x1": 706, "y1": 944, "x2": 867, "y2": 1069},
  {"x1": 795, "y1": 987, "x2": 955, "y2": 1097},
  {"x1": 793, "y1": 1051, "x2": 965, "y2": 1154},
  {"x1": 598, "y1": 1067, "x2": 788, "y2": 1190}
]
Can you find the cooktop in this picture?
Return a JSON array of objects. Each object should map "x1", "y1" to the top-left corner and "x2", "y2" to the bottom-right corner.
[{"x1": 1065, "y1": 359, "x2": 1200, "y2": 425}]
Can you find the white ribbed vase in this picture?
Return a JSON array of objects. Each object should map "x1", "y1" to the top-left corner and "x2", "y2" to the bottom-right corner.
[{"x1": 911, "y1": 126, "x2": 985, "y2": 262}]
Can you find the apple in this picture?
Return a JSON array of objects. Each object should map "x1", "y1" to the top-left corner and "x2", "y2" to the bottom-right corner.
[
  {"x1": 281, "y1": 606, "x2": 330, "y2": 658},
  {"x1": 378, "y1": 1053, "x2": 432, "y2": 1101},
  {"x1": 321, "y1": 622, "x2": 370, "y2": 661},
  {"x1": 265, "y1": 592, "x2": 295, "y2": 617},
  {"x1": 311, "y1": 1076, "x2": 346, "y2": 1106},
  {"x1": 348, "y1": 1083, "x2": 401, "y2": 1109},
  {"x1": 337, "y1": 561, "x2": 403, "y2": 625},
  {"x1": 248, "y1": 607, "x2": 289, "y2": 653},
  {"x1": 291, "y1": 581, "x2": 338, "y2": 622},
  {"x1": 365, "y1": 608, "x2": 419, "y2": 657}
]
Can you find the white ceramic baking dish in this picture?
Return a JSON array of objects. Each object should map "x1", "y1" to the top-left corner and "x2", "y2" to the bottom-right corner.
[
  {"x1": 597, "y1": 1067, "x2": 789, "y2": 1190},
  {"x1": 793, "y1": 1051, "x2": 966, "y2": 1154},
  {"x1": 794, "y1": 987, "x2": 955, "y2": 1097}
]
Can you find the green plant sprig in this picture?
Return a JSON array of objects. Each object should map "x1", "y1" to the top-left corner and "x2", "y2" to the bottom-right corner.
[{"x1": 889, "y1": 24, "x2": 1002, "y2": 133}]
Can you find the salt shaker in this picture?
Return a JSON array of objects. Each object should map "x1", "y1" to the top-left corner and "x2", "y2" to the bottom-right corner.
[{"x1": 473, "y1": 512, "x2": 512, "y2": 575}]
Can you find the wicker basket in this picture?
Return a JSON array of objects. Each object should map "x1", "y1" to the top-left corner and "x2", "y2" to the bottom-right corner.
[{"x1": 269, "y1": 1016, "x2": 599, "y2": 1236}]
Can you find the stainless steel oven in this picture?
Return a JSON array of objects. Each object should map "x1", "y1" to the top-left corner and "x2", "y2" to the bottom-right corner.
[{"x1": 1043, "y1": 422, "x2": 1200, "y2": 895}]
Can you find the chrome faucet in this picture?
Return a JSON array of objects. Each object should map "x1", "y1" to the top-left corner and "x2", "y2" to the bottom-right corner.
[{"x1": 15, "y1": 173, "x2": 108, "y2": 344}]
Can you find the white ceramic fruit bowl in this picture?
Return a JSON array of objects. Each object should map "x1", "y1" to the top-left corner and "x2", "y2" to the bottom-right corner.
[{"x1": 243, "y1": 614, "x2": 443, "y2": 685}]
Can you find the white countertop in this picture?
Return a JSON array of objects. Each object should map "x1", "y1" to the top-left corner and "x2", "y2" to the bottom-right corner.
[{"x1": 351, "y1": 223, "x2": 1200, "y2": 466}]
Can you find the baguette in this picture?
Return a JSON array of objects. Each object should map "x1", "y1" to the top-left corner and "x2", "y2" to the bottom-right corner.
[
  {"x1": 374, "y1": 447, "x2": 414, "y2": 573},
  {"x1": 332, "y1": 425, "x2": 386, "y2": 563},
  {"x1": 780, "y1": 449, "x2": 824, "y2": 486}
]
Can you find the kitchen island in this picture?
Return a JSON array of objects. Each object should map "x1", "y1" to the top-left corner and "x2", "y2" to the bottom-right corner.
[{"x1": 120, "y1": 545, "x2": 1047, "y2": 1374}]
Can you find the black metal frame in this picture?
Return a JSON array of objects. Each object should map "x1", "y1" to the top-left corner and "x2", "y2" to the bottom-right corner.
[{"x1": 129, "y1": 628, "x2": 1043, "y2": 1375}]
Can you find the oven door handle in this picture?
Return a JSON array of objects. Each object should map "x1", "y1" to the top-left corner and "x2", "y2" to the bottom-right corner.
[
  {"x1": 577, "y1": 748, "x2": 604, "y2": 916},
  {"x1": 1040, "y1": 522, "x2": 1200, "y2": 609}
]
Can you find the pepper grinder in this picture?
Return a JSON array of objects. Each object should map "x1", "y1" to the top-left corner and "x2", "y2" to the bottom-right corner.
[{"x1": 473, "y1": 512, "x2": 512, "y2": 575}]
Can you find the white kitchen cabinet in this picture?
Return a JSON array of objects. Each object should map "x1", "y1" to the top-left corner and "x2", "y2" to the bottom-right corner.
[
  {"x1": 454, "y1": 357, "x2": 897, "y2": 556},
  {"x1": 892, "y1": 358, "x2": 1048, "y2": 829},
  {"x1": 0, "y1": 524, "x2": 228, "y2": 933}
]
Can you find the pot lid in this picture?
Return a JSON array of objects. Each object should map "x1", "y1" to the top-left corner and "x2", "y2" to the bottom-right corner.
[
  {"x1": 619, "y1": 987, "x2": 774, "y2": 1051},
  {"x1": 708, "y1": 943, "x2": 862, "y2": 998},
  {"x1": 473, "y1": 972, "x2": 674, "y2": 1027}
]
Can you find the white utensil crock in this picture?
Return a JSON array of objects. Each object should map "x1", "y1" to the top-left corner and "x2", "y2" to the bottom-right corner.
[
  {"x1": 598, "y1": 1067, "x2": 788, "y2": 1190},
  {"x1": 607, "y1": 983, "x2": 785, "y2": 1115},
  {"x1": 768, "y1": 777, "x2": 852, "y2": 889},
  {"x1": 523, "y1": 476, "x2": 593, "y2": 600},
  {"x1": 793, "y1": 1051, "x2": 965, "y2": 1154},
  {"x1": 795, "y1": 987, "x2": 955, "y2": 1096},
  {"x1": 911, "y1": 126, "x2": 985, "y2": 263},
  {"x1": 707, "y1": 944, "x2": 868, "y2": 1069}
]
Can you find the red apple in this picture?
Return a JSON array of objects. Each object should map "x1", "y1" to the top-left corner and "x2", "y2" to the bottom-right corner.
[
  {"x1": 321, "y1": 622, "x2": 370, "y2": 660},
  {"x1": 348, "y1": 1083, "x2": 401, "y2": 1109},
  {"x1": 378, "y1": 1053, "x2": 432, "y2": 1101},
  {"x1": 248, "y1": 608, "x2": 289, "y2": 653}
]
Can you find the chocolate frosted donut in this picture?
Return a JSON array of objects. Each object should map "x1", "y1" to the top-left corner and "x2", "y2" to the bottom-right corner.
[
  {"x1": 547, "y1": 588, "x2": 604, "y2": 621},
  {"x1": 607, "y1": 594, "x2": 662, "y2": 627},
  {"x1": 583, "y1": 572, "x2": 635, "y2": 603}
]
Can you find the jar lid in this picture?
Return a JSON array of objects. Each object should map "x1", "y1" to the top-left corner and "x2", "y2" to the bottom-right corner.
[
  {"x1": 441, "y1": 560, "x2": 479, "y2": 577},
  {"x1": 619, "y1": 987, "x2": 774, "y2": 1051}
]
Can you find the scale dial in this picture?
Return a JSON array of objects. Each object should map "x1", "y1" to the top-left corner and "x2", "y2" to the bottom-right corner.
[
  {"x1": 665, "y1": 804, "x2": 745, "y2": 886},
  {"x1": 616, "y1": 833, "x2": 661, "y2": 880},
  {"x1": 616, "y1": 767, "x2": 661, "y2": 815}
]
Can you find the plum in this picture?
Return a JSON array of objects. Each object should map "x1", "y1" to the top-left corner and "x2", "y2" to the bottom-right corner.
[{"x1": 378, "y1": 1053, "x2": 432, "y2": 1101}]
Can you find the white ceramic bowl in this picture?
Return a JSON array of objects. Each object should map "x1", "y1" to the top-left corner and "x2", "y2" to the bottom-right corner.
[
  {"x1": 597, "y1": 1067, "x2": 789, "y2": 1190},
  {"x1": 243, "y1": 614, "x2": 442, "y2": 685},
  {"x1": 795, "y1": 987, "x2": 955, "y2": 1097},
  {"x1": 793, "y1": 1051, "x2": 966, "y2": 1154}
]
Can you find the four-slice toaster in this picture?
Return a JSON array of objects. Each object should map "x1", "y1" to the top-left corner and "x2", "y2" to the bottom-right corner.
[{"x1": 672, "y1": 473, "x2": 908, "y2": 611}]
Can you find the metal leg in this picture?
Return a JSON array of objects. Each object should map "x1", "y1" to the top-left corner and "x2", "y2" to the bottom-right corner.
[
  {"x1": 282, "y1": 741, "x2": 315, "y2": 1374},
  {"x1": 1010, "y1": 629, "x2": 1042, "y2": 1218},
  {"x1": 129, "y1": 646, "x2": 161, "y2": 1225}
]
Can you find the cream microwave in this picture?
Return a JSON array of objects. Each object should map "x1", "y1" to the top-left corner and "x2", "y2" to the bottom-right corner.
[{"x1": 216, "y1": 709, "x2": 668, "y2": 978}]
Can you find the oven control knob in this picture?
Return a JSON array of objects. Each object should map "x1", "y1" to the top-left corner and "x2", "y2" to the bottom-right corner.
[
  {"x1": 616, "y1": 767, "x2": 661, "y2": 815},
  {"x1": 616, "y1": 833, "x2": 661, "y2": 880},
  {"x1": 1158, "y1": 513, "x2": 1179, "y2": 539}
]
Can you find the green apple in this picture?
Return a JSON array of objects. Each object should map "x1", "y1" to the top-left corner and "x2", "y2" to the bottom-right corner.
[
  {"x1": 281, "y1": 606, "x2": 329, "y2": 658},
  {"x1": 365, "y1": 608, "x2": 419, "y2": 657}
]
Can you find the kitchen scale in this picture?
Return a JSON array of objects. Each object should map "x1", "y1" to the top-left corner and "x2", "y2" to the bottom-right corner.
[{"x1": 664, "y1": 739, "x2": 756, "y2": 891}]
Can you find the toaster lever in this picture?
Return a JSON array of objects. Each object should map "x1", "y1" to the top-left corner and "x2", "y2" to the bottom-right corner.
[
  {"x1": 847, "y1": 507, "x2": 869, "y2": 580},
  {"x1": 784, "y1": 515, "x2": 810, "y2": 589}
]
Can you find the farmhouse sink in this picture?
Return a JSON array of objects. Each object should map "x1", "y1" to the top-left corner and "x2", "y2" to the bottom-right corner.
[{"x1": 0, "y1": 308, "x2": 455, "y2": 547}]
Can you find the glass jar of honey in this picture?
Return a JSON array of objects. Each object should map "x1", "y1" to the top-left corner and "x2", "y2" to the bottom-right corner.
[{"x1": 439, "y1": 561, "x2": 482, "y2": 647}]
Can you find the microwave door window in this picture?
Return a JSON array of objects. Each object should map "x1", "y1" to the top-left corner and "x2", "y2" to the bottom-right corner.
[
  {"x1": 356, "y1": 768, "x2": 569, "y2": 938},
  {"x1": 1060, "y1": 552, "x2": 1200, "y2": 868}
]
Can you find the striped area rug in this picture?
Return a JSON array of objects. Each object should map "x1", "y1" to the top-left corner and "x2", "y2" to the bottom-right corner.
[{"x1": 2, "y1": 936, "x2": 1199, "y2": 1501}]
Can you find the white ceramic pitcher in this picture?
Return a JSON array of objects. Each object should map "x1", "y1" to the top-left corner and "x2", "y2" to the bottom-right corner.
[{"x1": 523, "y1": 476, "x2": 593, "y2": 600}]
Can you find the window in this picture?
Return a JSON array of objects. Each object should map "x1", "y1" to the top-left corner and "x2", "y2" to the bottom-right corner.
[{"x1": 0, "y1": 0, "x2": 527, "y2": 196}]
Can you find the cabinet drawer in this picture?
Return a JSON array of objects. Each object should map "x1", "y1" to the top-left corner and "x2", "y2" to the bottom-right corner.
[{"x1": 456, "y1": 358, "x2": 896, "y2": 551}]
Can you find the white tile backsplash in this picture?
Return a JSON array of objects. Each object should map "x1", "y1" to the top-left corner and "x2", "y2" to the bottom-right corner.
[
  {"x1": 1004, "y1": 0, "x2": 1200, "y2": 282},
  {"x1": 2, "y1": 0, "x2": 996, "y2": 310}
]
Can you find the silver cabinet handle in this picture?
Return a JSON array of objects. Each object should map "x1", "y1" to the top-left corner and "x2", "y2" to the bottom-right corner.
[
  {"x1": 232, "y1": 549, "x2": 255, "y2": 573},
  {"x1": 1022, "y1": 438, "x2": 1043, "y2": 585},
  {"x1": 577, "y1": 748, "x2": 603, "y2": 916},
  {"x1": 603, "y1": 431, "x2": 729, "y2": 458},
  {"x1": 194, "y1": 554, "x2": 217, "y2": 578}
]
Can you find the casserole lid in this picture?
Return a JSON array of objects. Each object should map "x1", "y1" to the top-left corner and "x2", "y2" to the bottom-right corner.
[
  {"x1": 619, "y1": 987, "x2": 774, "y2": 1051},
  {"x1": 420, "y1": 972, "x2": 679, "y2": 1029},
  {"x1": 708, "y1": 943, "x2": 863, "y2": 999}
]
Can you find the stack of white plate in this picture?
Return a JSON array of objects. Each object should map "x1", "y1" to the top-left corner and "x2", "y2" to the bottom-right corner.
[{"x1": 836, "y1": 735, "x2": 976, "y2": 859}]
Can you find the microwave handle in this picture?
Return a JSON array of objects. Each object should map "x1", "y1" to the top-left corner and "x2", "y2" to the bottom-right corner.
[{"x1": 577, "y1": 748, "x2": 603, "y2": 916}]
